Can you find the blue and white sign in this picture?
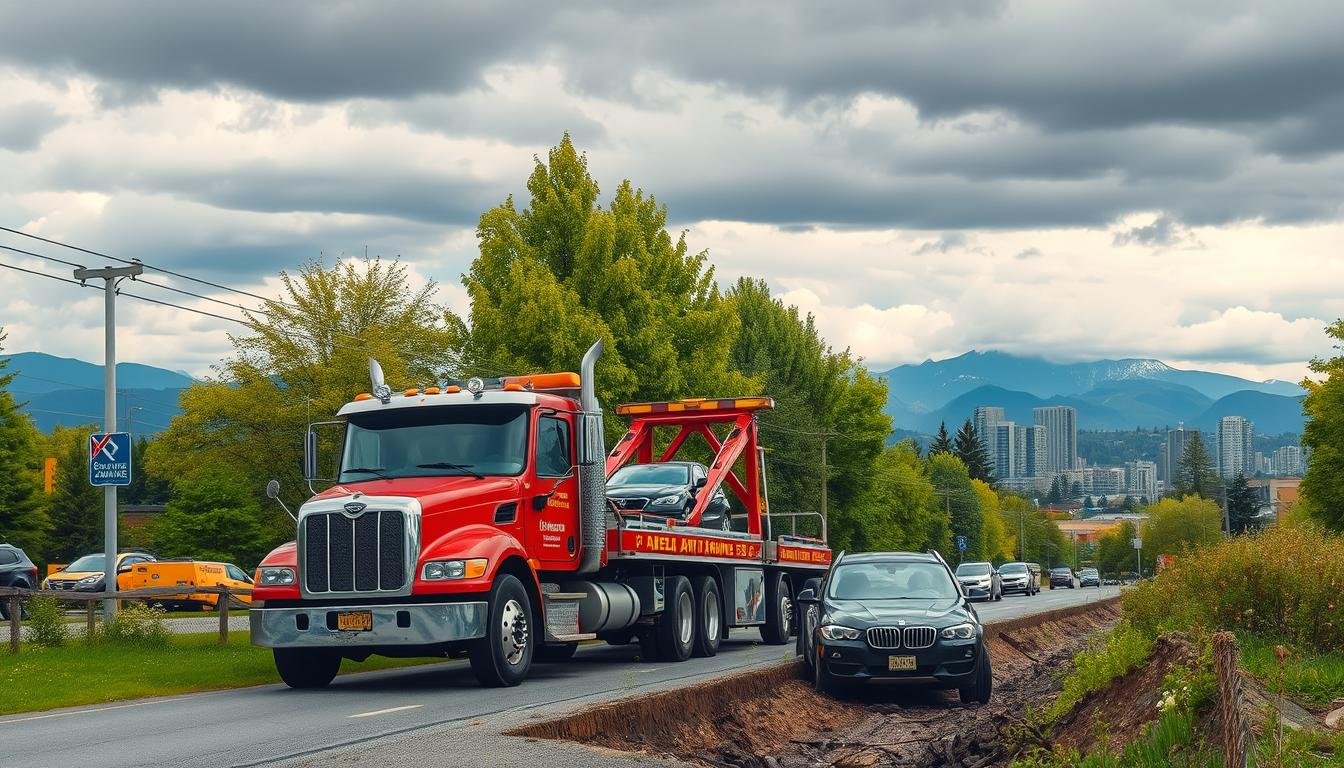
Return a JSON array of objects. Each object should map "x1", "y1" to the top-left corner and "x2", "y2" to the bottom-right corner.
[
  {"x1": 89, "y1": 432, "x2": 132, "y2": 486},
  {"x1": 955, "y1": 535, "x2": 968, "y2": 552}
]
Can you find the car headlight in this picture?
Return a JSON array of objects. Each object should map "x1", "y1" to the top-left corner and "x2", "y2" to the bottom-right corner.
[
  {"x1": 422, "y1": 558, "x2": 488, "y2": 581},
  {"x1": 940, "y1": 622, "x2": 976, "y2": 640},
  {"x1": 818, "y1": 624, "x2": 862, "y2": 641},
  {"x1": 259, "y1": 567, "x2": 296, "y2": 586},
  {"x1": 651, "y1": 494, "x2": 682, "y2": 506},
  {"x1": 78, "y1": 575, "x2": 102, "y2": 584}
]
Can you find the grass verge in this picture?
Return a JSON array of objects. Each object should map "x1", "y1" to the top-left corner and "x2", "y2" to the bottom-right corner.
[
  {"x1": 1240, "y1": 632, "x2": 1344, "y2": 710},
  {"x1": 1042, "y1": 621, "x2": 1154, "y2": 722},
  {"x1": 0, "y1": 630, "x2": 447, "y2": 716}
]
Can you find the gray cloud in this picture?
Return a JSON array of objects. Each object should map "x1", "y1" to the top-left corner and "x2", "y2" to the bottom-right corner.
[
  {"x1": 347, "y1": 94, "x2": 607, "y2": 147},
  {"x1": 0, "y1": 102, "x2": 66, "y2": 151},
  {"x1": 1113, "y1": 215, "x2": 1190, "y2": 247}
]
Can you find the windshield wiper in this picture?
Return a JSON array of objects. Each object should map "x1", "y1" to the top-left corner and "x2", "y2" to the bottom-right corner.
[
  {"x1": 416, "y1": 462, "x2": 485, "y2": 480},
  {"x1": 343, "y1": 467, "x2": 393, "y2": 480}
]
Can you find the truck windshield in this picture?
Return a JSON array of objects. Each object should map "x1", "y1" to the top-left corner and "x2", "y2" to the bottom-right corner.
[{"x1": 340, "y1": 405, "x2": 529, "y2": 482}]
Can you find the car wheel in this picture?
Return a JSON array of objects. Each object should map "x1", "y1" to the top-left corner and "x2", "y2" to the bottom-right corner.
[
  {"x1": 959, "y1": 644, "x2": 993, "y2": 705},
  {"x1": 690, "y1": 575, "x2": 722, "y2": 658},
  {"x1": 813, "y1": 651, "x2": 840, "y2": 695},
  {"x1": 760, "y1": 571, "x2": 792, "y2": 645},
  {"x1": 534, "y1": 642, "x2": 579, "y2": 662},
  {"x1": 653, "y1": 575, "x2": 695, "y2": 662},
  {"x1": 274, "y1": 648, "x2": 341, "y2": 689},
  {"x1": 469, "y1": 573, "x2": 534, "y2": 687},
  {"x1": 796, "y1": 577, "x2": 822, "y2": 672}
]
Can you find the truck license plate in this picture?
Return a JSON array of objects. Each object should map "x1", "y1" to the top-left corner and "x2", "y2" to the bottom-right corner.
[
  {"x1": 336, "y1": 611, "x2": 373, "y2": 632},
  {"x1": 888, "y1": 655, "x2": 917, "y2": 671}
]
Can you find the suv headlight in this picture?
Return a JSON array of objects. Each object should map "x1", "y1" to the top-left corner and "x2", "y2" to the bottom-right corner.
[
  {"x1": 259, "y1": 567, "x2": 296, "y2": 586},
  {"x1": 651, "y1": 494, "x2": 682, "y2": 506},
  {"x1": 818, "y1": 624, "x2": 862, "y2": 641},
  {"x1": 940, "y1": 622, "x2": 976, "y2": 640},
  {"x1": 422, "y1": 558, "x2": 488, "y2": 581}
]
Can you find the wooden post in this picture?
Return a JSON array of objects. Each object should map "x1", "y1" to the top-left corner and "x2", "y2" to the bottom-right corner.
[
  {"x1": 218, "y1": 588, "x2": 229, "y2": 645},
  {"x1": 1213, "y1": 631, "x2": 1247, "y2": 768},
  {"x1": 8, "y1": 596, "x2": 19, "y2": 653},
  {"x1": 86, "y1": 600, "x2": 96, "y2": 639}
]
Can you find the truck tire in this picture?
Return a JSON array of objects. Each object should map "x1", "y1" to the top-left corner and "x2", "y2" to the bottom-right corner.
[
  {"x1": 469, "y1": 574, "x2": 534, "y2": 687},
  {"x1": 534, "y1": 642, "x2": 579, "y2": 662},
  {"x1": 274, "y1": 648, "x2": 341, "y2": 689},
  {"x1": 759, "y1": 571, "x2": 792, "y2": 645},
  {"x1": 690, "y1": 575, "x2": 721, "y2": 658},
  {"x1": 653, "y1": 575, "x2": 695, "y2": 662}
]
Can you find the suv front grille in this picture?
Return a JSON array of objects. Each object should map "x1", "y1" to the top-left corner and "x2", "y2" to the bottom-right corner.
[
  {"x1": 903, "y1": 626, "x2": 937, "y2": 649},
  {"x1": 303, "y1": 510, "x2": 407, "y2": 594},
  {"x1": 866, "y1": 627, "x2": 902, "y2": 649}
]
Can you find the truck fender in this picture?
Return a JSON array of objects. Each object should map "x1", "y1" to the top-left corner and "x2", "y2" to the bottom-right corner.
[{"x1": 420, "y1": 524, "x2": 543, "y2": 619}]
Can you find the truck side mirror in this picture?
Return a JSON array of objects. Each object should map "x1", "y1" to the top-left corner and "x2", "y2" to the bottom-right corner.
[
  {"x1": 265, "y1": 479, "x2": 281, "y2": 499},
  {"x1": 304, "y1": 430, "x2": 318, "y2": 480},
  {"x1": 796, "y1": 588, "x2": 818, "y2": 603}
]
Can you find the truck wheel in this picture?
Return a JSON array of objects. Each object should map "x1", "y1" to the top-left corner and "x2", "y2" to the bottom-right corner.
[
  {"x1": 273, "y1": 648, "x2": 341, "y2": 689},
  {"x1": 534, "y1": 642, "x2": 578, "y2": 662},
  {"x1": 690, "y1": 575, "x2": 721, "y2": 658},
  {"x1": 760, "y1": 571, "x2": 792, "y2": 645},
  {"x1": 469, "y1": 574, "x2": 534, "y2": 687},
  {"x1": 654, "y1": 575, "x2": 695, "y2": 662}
]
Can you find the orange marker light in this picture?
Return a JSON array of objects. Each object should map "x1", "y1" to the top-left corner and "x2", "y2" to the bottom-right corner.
[
  {"x1": 423, "y1": 386, "x2": 441, "y2": 395},
  {"x1": 354, "y1": 393, "x2": 373, "y2": 401},
  {"x1": 445, "y1": 385, "x2": 461, "y2": 394},
  {"x1": 503, "y1": 383, "x2": 524, "y2": 392},
  {"x1": 404, "y1": 388, "x2": 420, "y2": 397},
  {"x1": 464, "y1": 559, "x2": 488, "y2": 579}
]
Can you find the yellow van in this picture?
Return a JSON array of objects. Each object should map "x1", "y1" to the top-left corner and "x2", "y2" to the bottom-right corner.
[
  {"x1": 127, "y1": 560, "x2": 255, "y2": 610},
  {"x1": 42, "y1": 552, "x2": 157, "y2": 592}
]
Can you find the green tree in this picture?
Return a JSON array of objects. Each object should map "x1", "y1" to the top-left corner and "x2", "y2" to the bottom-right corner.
[
  {"x1": 1225, "y1": 473, "x2": 1260, "y2": 534},
  {"x1": 1045, "y1": 475, "x2": 1064, "y2": 505},
  {"x1": 1001, "y1": 494, "x2": 1067, "y2": 567},
  {"x1": 152, "y1": 467, "x2": 273, "y2": 567},
  {"x1": 1301, "y1": 319, "x2": 1344, "y2": 530},
  {"x1": 839, "y1": 442, "x2": 937, "y2": 552},
  {"x1": 973, "y1": 479, "x2": 1013, "y2": 562},
  {"x1": 0, "y1": 330, "x2": 48, "y2": 556},
  {"x1": 953, "y1": 419, "x2": 993, "y2": 483},
  {"x1": 125, "y1": 436, "x2": 170, "y2": 505},
  {"x1": 42, "y1": 426, "x2": 103, "y2": 562},
  {"x1": 1141, "y1": 496, "x2": 1222, "y2": 572},
  {"x1": 1070, "y1": 480, "x2": 1084, "y2": 498},
  {"x1": 1096, "y1": 520, "x2": 1139, "y2": 578},
  {"x1": 1083, "y1": 495, "x2": 1094, "y2": 509},
  {"x1": 1172, "y1": 433, "x2": 1219, "y2": 499},
  {"x1": 928, "y1": 422, "x2": 953, "y2": 455},
  {"x1": 928, "y1": 452, "x2": 983, "y2": 560}
]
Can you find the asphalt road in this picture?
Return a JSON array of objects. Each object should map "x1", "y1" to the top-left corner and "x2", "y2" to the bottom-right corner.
[{"x1": 1, "y1": 585, "x2": 1119, "y2": 768}]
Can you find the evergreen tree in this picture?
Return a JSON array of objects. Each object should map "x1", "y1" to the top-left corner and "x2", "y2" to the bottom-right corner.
[
  {"x1": 1173, "y1": 433, "x2": 1219, "y2": 499},
  {"x1": 1045, "y1": 475, "x2": 1063, "y2": 505},
  {"x1": 44, "y1": 426, "x2": 103, "y2": 562},
  {"x1": 0, "y1": 330, "x2": 49, "y2": 556},
  {"x1": 1301, "y1": 320, "x2": 1344, "y2": 530},
  {"x1": 1071, "y1": 480, "x2": 1084, "y2": 497},
  {"x1": 152, "y1": 467, "x2": 271, "y2": 567},
  {"x1": 1083, "y1": 495, "x2": 1094, "y2": 509},
  {"x1": 953, "y1": 419, "x2": 993, "y2": 484},
  {"x1": 125, "y1": 436, "x2": 170, "y2": 505},
  {"x1": 929, "y1": 421, "x2": 953, "y2": 456},
  {"x1": 1225, "y1": 473, "x2": 1260, "y2": 534}
]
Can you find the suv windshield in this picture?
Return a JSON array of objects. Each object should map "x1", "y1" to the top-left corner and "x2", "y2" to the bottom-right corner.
[
  {"x1": 956, "y1": 563, "x2": 991, "y2": 576},
  {"x1": 1080, "y1": 568, "x2": 1099, "y2": 575},
  {"x1": 828, "y1": 561, "x2": 959, "y2": 600},
  {"x1": 1051, "y1": 567, "x2": 1071, "y2": 574},
  {"x1": 66, "y1": 555, "x2": 104, "y2": 572},
  {"x1": 999, "y1": 563, "x2": 1028, "y2": 574},
  {"x1": 609, "y1": 464, "x2": 690, "y2": 486},
  {"x1": 340, "y1": 405, "x2": 529, "y2": 482}
]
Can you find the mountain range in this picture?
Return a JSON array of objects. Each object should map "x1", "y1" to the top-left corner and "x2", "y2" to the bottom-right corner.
[
  {"x1": 2, "y1": 352, "x2": 193, "y2": 433},
  {"x1": 879, "y1": 351, "x2": 1307, "y2": 435}
]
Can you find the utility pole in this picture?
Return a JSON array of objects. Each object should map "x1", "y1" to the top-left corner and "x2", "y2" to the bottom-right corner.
[{"x1": 74, "y1": 263, "x2": 142, "y2": 620}]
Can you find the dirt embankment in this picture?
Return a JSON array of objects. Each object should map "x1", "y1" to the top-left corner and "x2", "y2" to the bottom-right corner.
[{"x1": 513, "y1": 601, "x2": 1122, "y2": 768}]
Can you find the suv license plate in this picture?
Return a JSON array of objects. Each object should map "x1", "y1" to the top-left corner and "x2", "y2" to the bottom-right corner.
[
  {"x1": 336, "y1": 611, "x2": 373, "y2": 632},
  {"x1": 888, "y1": 655, "x2": 917, "y2": 671}
]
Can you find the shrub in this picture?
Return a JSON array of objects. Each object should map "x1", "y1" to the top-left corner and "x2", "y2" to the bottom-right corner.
[
  {"x1": 1044, "y1": 622, "x2": 1154, "y2": 722},
  {"x1": 1122, "y1": 525, "x2": 1344, "y2": 652},
  {"x1": 99, "y1": 602, "x2": 170, "y2": 648},
  {"x1": 25, "y1": 596, "x2": 69, "y2": 648}
]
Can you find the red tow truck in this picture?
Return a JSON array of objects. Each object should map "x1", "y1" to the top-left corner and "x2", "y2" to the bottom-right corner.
[{"x1": 250, "y1": 341, "x2": 832, "y2": 688}]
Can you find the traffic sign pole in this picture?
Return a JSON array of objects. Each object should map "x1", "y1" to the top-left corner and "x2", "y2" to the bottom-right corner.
[{"x1": 74, "y1": 263, "x2": 143, "y2": 621}]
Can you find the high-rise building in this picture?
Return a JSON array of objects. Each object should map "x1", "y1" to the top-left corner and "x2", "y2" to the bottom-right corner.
[
  {"x1": 1166, "y1": 425, "x2": 1201, "y2": 485},
  {"x1": 994, "y1": 422, "x2": 1028, "y2": 480},
  {"x1": 974, "y1": 406, "x2": 1005, "y2": 467},
  {"x1": 1157, "y1": 442, "x2": 1169, "y2": 483},
  {"x1": 1125, "y1": 460, "x2": 1158, "y2": 500},
  {"x1": 1216, "y1": 416, "x2": 1254, "y2": 479},
  {"x1": 1273, "y1": 445, "x2": 1304, "y2": 476},
  {"x1": 1033, "y1": 406, "x2": 1077, "y2": 473},
  {"x1": 1023, "y1": 424, "x2": 1047, "y2": 477}
]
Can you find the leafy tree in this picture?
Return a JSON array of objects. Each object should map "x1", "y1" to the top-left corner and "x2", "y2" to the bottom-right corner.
[
  {"x1": 1172, "y1": 433, "x2": 1219, "y2": 499},
  {"x1": 839, "y1": 442, "x2": 937, "y2": 552},
  {"x1": 42, "y1": 426, "x2": 104, "y2": 562},
  {"x1": 125, "y1": 436, "x2": 170, "y2": 505},
  {"x1": 928, "y1": 452, "x2": 983, "y2": 560},
  {"x1": 1096, "y1": 520, "x2": 1139, "y2": 577},
  {"x1": 0, "y1": 329, "x2": 48, "y2": 556},
  {"x1": 1001, "y1": 494, "x2": 1067, "y2": 567},
  {"x1": 973, "y1": 479, "x2": 1013, "y2": 562},
  {"x1": 1225, "y1": 473, "x2": 1260, "y2": 534},
  {"x1": 1141, "y1": 496, "x2": 1222, "y2": 572},
  {"x1": 1122, "y1": 495, "x2": 1137, "y2": 511},
  {"x1": 1301, "y1": 319, "x2": 1344, "y2": 530},
  {"x1": 152, "y1": 467, "x2": 273, "y2": 567},
  {"x1": 928, "y1": 422, "x2": 953, "y2": 456},
  {"x1": 953, "y1": 419, "x2": 993, "y2": 484},
  {"x1": 1098, "y1": 495, "x2": 1108, "y2": 507}
]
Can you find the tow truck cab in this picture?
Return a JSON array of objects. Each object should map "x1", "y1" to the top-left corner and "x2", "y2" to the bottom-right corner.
[{"x1": 250, "y1": 341, "x2": 831, "y2": 689}]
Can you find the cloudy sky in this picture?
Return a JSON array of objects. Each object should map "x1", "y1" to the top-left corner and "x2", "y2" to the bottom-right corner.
[{"x1": 1, "y1": 0, "x2": 1341, "y2": 383}]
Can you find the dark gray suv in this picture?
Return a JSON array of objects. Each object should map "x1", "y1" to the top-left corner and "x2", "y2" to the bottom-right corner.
[{"x1": 0, "y1": 543, "x2": 39, "y2": 620}]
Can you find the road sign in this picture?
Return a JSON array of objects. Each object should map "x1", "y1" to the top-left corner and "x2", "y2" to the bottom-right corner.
[
  {"x1": 89, "y1": 432, "x2": 132, "y2": 486},
  {"x1": 1131, "y1": 537, "x2": 1142, "y2": 550},
  {"x1": 955, "y1": 535, "x2": 968, "y2": 552}
]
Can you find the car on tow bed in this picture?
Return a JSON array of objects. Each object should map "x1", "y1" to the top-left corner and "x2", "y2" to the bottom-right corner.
[
  {"x1": 1078, "y1": 567, "x2": 1102, "y2": 588},
  {"x1": 997, "y1": 561, "x2": 1038, "y2": 596},
  {"x1": 1048, "y1": 567, "x2": 1076, "y2": 589},
  {"x1": 795, "y1": 551, "x2": 992, "y2": 704}
]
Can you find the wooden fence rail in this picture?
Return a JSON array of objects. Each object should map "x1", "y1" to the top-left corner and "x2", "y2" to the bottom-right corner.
[{"x1": 1, "y1": 585, "x2": 254, "y2": 653}]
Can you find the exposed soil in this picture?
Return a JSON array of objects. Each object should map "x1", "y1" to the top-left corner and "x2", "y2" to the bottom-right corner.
[{"x1": 512, "y1": 601, "x2": 1122, "y2": 768}]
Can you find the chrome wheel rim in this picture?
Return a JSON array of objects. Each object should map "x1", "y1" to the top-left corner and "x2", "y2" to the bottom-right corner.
[
  {"x1": 499, "y1": 598, "x2": 529, "y2": 666},
  {"x1": 705, "y1": 588, "x2": 720, "y2": 641},
  {"x1": 781, "y1": 591, "x2": 793, "y2": 636},
  {"x1": 720, "y1": 514, "x2": 731, "y2": 531},
  {"x1": 678, "y1": 590, "x2": 694, "y2": 646}
]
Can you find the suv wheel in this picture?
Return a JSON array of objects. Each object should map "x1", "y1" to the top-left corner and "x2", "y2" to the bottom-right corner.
[{"x1": 959, "y1": 644, "x2": 993, "y2": 705}]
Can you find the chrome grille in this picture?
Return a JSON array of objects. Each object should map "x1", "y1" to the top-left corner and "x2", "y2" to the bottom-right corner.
[
  {"x1": 615, "y1": 497, "x2": 648, "y2": 511},
  {"x1": 903, "y1": 626, "x2": 937, "y2": 649},
  {"x1": 302, "y1": 509, "x2": 407, "y2": 594},
  {"x1": 866, "y1": 626, "x2": 902, "y2": 649}
]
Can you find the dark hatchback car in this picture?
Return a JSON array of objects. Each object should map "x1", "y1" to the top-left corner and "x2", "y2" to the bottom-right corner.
[
  {"x1": 796, "y1": 551, "x2": 992, "y2": 704},
  {"x1": 1049, "y1": 567, "x2": 1077, "y2": 589},
  {"x1": 0, "y1": 543, "x2": 39, "y2": 620},
  {"x1": 605, "y1": 461, "x2": 733, "y2": 531},
  {"x1": 1078, "y1": 568, "x2": 1102, "y2": 588}
]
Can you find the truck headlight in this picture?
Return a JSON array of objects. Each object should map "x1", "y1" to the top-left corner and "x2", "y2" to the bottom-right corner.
[
  {"x1": 259, "y1": 567, "x2": 296, "y2": 586},
  {"x1": 651, "y1": 494, "x2": 682, "y2": 506},
  {"x1": 818, "y1": 624, "x2": 862, "y2": 641},
  {"x1": 422, "y1": 558, "x2": 488, "y2": 581},
  {"x1": 940, "y1": 623, "x2": 976, "y2": 640}
]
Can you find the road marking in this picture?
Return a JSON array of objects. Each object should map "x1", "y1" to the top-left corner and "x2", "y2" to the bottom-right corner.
[
  {"x1": 0, "y1": 697, "x2": 175, "y2": 725},
  {"x1": 349, "y1": 704, "x2": 423, "y2": 719}
]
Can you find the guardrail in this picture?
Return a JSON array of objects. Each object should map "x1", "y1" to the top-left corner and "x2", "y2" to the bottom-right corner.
[{"x1": 0, "y1": 585, "x2": 253, "y2": 653}]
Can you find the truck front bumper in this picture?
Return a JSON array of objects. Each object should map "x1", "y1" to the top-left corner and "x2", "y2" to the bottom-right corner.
[{"x1": 250, "y1": 602, "x2": 488, "y2": 648}]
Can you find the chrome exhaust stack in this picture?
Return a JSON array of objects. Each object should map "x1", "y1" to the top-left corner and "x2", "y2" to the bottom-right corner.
[{"x1": 576, "y1": 340, "x2": 606, "y2": 574}]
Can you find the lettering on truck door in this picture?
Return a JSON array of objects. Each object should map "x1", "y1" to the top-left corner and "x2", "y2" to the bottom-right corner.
[{"x1": 529, "y1": 412, "x2": 580, "y2": 569}]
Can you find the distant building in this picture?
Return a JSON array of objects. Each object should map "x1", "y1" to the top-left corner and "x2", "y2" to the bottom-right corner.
[
  {"x1": 1273, "y1": 445, "x2": 1304, "y2": 476},
  {"x1": 974, "y1": 406, "x2": 1005, "y2": 467},
  {"x1": 1216, "y1": 416, "x2": 1254, "y2": 479},
  {"x1": 994, "y1": 422, "x2": 1029, "y2": 480},
  {"x1": 1165, "y1": 425, "x2": 1201, "y2": 484},
  {"x1": 1157, "y1": 442, "x2": 1169, "y2": 483},
  {"x1": 1034, "y1": 406, "x2": 1077, "y2": 473},
  {"x1": 1125, "y1": 460, "x2": 1158, "y2": 500},
  {"x1": 1023, "y1": 424, "x2": 1047, "y2": 477},
  {"x1": 1089, "y1": 467, "x2": 1126, "y2": 496}
]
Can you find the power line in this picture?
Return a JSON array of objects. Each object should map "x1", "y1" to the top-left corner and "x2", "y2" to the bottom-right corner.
[
  {"x1": 19, "y1": 406, "x2": 168, "y2": 431},
  {"x1": 0, "y1": 243, "x2": 86, "y2": 269},
  {"x1": 0, "y1": 259, "x2": 89, "y2": 288}
]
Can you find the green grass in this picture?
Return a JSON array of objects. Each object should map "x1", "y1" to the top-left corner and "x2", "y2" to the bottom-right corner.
[
  {"x1": 0, "y1": 631, "x2": 448, "y2": 716},
  {"x1": 1043, "y1": 621, "x2": 1155, "y2": 722},
  {"x1": 1240, "y1": 633, "x2": 1344, "y2": 710}
]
